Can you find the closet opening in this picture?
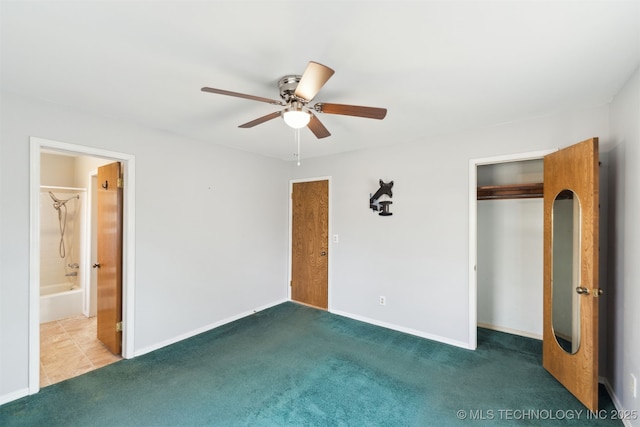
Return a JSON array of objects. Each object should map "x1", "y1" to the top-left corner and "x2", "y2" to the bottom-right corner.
[{"x1": 468, "y1": 150, "x2": 555, "y2": 350}]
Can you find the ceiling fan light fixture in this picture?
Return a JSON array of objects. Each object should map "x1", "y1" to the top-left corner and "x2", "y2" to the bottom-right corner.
[{"x1": 283, "y1": 106, "x2": 311, "y2": 129}]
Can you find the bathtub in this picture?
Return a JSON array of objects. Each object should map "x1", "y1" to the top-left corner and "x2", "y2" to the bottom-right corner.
[{"x1": 40, "y1": 283, "x2": 83, "y2": 323}]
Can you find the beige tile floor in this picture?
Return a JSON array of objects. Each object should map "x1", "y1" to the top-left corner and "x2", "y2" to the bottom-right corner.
[{"x1": 40, "y1": 315, "x2": 122, "y2": 387}]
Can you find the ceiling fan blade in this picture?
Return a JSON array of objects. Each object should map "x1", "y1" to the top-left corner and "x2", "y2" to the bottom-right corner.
[
  {"x1": 315, "y1": 102, "x2": 387, "y2": 120},
  {"x1": 238, "y1": 111, "x2": 282, "y2": 128},
  {"x1": 307, "y1": 113, "x2": 331, "y2": 139},
  {"x1": 201, "y1": 87, "x2": 283, "y2": 105},
  {"x1": 294, "y1": 62, "x2": 335, "y2": 102}
]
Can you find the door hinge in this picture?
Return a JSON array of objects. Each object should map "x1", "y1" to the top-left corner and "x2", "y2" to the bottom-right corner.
[
  {"x1": 116, "y1": 321, "x2": 123, "y2": 332},
  {"x1": 290, "y1": 280, "x2": 292, "y2": 287},
  {"x1": 117, "y1": 177, "x2": 124, "y2": 188}
]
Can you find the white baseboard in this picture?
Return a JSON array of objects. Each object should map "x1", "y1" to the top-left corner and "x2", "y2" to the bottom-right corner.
[
  {"x1": 134, "y1": 298, "x2": 288, "y2": 357},
  {"x1": 601, "y1": 377, "x2": 634, "y2": 427},
  {"x1": 477, "y1": 322, "x2": 543, "y2": 340},
  {"x1": 0, "y1": 388, "x2": 29, "y2": 406},
  {"x1": 330, "y1": 309, "x2": 474, "y2": 350}
]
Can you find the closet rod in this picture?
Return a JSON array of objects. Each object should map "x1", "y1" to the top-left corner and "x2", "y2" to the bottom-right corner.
[{"x1": 477, "y1": 182, "x2": 543, "y2": 200}]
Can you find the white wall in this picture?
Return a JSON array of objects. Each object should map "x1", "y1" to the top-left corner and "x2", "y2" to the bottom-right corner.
[
  {"x1": 608, "y1": 66, "x2": 640, "y2": 424},
  {"x1": 290, "y1": 105, "x2": 610, "y2": 348},
  {"x1": 0, "y1": 92, "x2": 289, "y2": 401}
]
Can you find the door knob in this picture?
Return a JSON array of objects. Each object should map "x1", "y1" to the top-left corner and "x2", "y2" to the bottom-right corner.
[
  {"x1": 320, "y1": 251, "x2": 327, "y2": 256},
  {"x1": 575, "y1": 286, "x2": 590, "y2": 295},
  {"x1": 92, "y1": 263, "x2": 101, "y2": 269}
]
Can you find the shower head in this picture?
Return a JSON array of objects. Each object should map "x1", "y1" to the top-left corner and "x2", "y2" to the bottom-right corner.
[{"x1": 49, "y1": 192, "x2": 79, "y2": 209}]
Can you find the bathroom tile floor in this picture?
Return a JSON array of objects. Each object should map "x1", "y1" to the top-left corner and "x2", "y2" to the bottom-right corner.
[{"x1": 40, "y1": 315, "x2": 122, "y2": 388}]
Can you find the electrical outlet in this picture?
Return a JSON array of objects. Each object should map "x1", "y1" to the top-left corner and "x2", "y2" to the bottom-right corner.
[
  {"x1": 379, "y1": 296, "x2": 386, "y2": 306},
  {"x1": 631, "y1": 373, "x2": 637, "y2": 398}
]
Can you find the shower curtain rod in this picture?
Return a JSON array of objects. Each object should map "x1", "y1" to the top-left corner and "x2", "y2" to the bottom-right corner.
[{"x1": 40, "y1": 185, "x2": 86, "y2": 192}]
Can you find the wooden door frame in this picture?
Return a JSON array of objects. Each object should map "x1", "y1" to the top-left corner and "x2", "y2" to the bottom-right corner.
[
  {"x1": 28, "y1": 136, "x2": 136, "y2": 394},
  {"x1": 468, "y1": 149, "x2": 556, "y2": 350},
  {"x1": 288, "y1": 176, "x2": 332, "y2": 310}
]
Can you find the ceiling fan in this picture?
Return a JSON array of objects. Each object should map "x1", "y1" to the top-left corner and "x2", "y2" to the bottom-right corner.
[{"x1": 201, "y1": 61, "x2": 387, "y2": 139}]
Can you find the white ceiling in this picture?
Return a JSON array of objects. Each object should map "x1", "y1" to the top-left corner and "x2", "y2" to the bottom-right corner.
[{"x1": 2, "y1": 1, "x2": 638, "y2": 161}]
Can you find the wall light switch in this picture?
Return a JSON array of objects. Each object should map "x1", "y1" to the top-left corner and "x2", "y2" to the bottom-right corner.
[{"x1": 333, "y1": 234, "x2": 339, "y2": 243}]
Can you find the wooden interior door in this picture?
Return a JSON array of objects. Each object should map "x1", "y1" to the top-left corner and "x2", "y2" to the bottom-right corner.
[
  {"x1": 291, "y1": 180, "x2": 329, "y2": 309},
  {"x1": 543, "y1": 138, "x2": 599, "y2": 411},
  {"x1": 96, "y1": 162, "x2": 123, "y2": 355}
]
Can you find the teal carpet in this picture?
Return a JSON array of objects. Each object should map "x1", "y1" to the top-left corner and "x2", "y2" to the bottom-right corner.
[{"x1": 0, "y1": 302, "x2": 621, "y2": 426}]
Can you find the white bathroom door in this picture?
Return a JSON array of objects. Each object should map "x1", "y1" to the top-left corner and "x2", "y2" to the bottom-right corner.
[{"x1": 96, "y1": 162, "x2": 123, "y2": 355}]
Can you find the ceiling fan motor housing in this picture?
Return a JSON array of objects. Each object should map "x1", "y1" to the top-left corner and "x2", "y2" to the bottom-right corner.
[{"x1": 278, "y1": 75, "x2": 302, "y2": 103}]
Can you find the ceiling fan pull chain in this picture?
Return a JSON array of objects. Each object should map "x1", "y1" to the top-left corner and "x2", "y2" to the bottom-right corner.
[{"x1": 295, "y1": 128, "x2": 301, "y2": 166}]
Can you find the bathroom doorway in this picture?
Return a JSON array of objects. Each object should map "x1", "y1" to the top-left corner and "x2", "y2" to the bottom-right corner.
[
  {"x1": 39, "y1": 151, "x2": 119, "y2": 386},
  {"x1": 29, "y1": 137, "x2": 136, "y2": 394}
]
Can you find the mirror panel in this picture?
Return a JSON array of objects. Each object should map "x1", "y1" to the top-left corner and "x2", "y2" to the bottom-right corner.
[{"x1": 551, "y1": 189, "x2": 581, "y2": 354}]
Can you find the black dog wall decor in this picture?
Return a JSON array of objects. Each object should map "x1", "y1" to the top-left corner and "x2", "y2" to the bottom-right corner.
[{"x1": 370, "y1": 179, "x2": 393, "y2": 216}]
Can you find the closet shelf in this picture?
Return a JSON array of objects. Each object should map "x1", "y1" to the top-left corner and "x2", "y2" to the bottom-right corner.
[{"x1": 477, "y1": 182, "x2": 543, "y2": 200}]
